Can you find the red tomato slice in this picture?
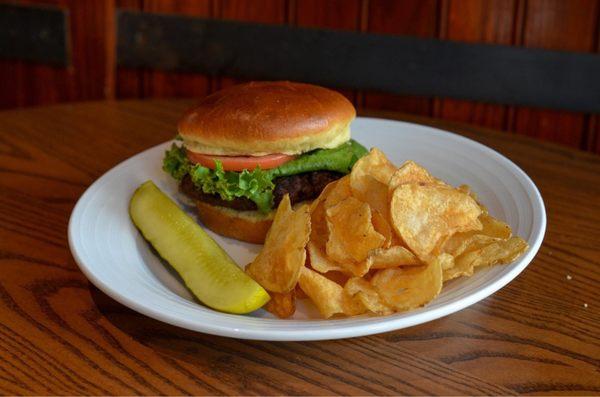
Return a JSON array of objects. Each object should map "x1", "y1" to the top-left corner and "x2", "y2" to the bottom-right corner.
[{"x1": 187, "y1": 150, "x2": 295, "y2": 171}]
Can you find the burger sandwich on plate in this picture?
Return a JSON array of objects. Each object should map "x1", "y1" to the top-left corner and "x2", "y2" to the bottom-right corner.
[{"x1": 162, "y1": 81, "x2": 367, "y2": 243}]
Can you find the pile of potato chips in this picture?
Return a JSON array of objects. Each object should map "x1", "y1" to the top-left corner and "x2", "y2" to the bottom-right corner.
[{"x1": 246, "y1": 148, "x2": 529, "y2": 318}]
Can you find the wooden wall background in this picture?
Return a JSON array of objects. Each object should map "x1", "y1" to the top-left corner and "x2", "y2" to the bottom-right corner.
[{"x1": 1, "y1": 0, "x2": 599, "y2": 154}]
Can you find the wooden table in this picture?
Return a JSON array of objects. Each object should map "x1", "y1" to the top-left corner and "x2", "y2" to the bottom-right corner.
[{"x1": 1, "y1": 99, "x2": 599, "y2": 395}]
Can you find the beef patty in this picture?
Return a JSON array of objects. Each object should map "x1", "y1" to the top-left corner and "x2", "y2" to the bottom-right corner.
[{"x1": 180, "y1": 171, "x2": 343, "y2": 211}]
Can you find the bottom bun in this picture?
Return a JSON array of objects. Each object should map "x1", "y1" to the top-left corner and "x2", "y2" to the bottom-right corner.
[{"x1": 196, "y1": 201, "x2": 274, "y2": 244}]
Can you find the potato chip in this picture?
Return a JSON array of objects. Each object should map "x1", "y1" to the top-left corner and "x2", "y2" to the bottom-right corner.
[
  {"x1": 307, "y1": 240, "x2": 344, "y2": 273},
  {"x1": 308, "y1": 178, "x2": 343, "y2": 251},
  {"x1": 390, "y1": 183, "x2": 482, "y2": 259},
  {"x1": 371, "y1": 210, "x2": 393, "y2": 248},
  {"x1": 344, "y1": 277, "x2": 393, "y2": 315},
  {"x1": 324, "y1": 175, "x2": 352, "y2": 210},
  {"x1": 388, "y1": 160, "x2": 446, "y2": 192},
  {"x1": 480, "y1": 213, "x2": 512, "y2": 239},
  {"x1": 309, "y1": 195, "x2": 371, "y2": 277},
  {"x1": 351, "y1": 148, "x2": 396, "y2": 186},
  {"x1": 457, "y1": 184, "x2": 476, "y2": 199},
  {"x1": 309, "y1": 180, "x2": 338, "y2": 236},
  {"x1": 309, "y1": 179, "x2": 336, "y2": 215},
  {"x1": 326, "y1": 197, "x2": 386, "y2": 269},
  {"x1": 246, "y1": 195, "x2": 311, "y2": 293},
  {"x1": 442, "y1": 212, "x2": 512, "y2": 256},
  {"x1": 265, "y1": 290, "x2": 296, "y2": 318},
  {"x1": 431, "y1": 252, "x2": 455, "y2": 271},
  {"x1": 444, "y1": 236, "x2": 529, "y2": 281},
  {"x1": 298, "y1": 267, "x2": 365, "y2": 318},
  {"x1": 351, "y1": 174, "x2": 390, "y2": 220},
  {"x1": 349, "y1": 149, "x2": 392, "y2": 219},
  {"x1": 371, "y1": 260, "x2": 443, "y2": 311},
  {"x1": 309, "y1": 202, "x2": 329, "y2": 247},
  {"x1": 310, "y1": 178, "x2": 354, "y2": 247},
  {"x1": 457, "y1": 184, "x2": 491, "y2": 213},
  {"x1": 367, "y1": 246, "x2": 420, "y2": 269},
  {"x1": 310, "y1": 242, "x2": 365, "y2": 279},
  {"x1": 443, "y1": 234, "x2": 499, "y2": 257}
]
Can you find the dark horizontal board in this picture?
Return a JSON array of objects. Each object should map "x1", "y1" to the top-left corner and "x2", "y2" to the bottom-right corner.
[
  {"x1": 0, "y1": 3, "x2": 69, "y2": 66},
  {"x1": 117, "y1": 10, "x2": 600, "y2": 113}
]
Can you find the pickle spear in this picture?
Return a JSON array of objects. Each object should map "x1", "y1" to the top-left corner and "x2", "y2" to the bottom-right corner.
[{"x1": 129, "y1": 181, "x2": 270, "y2": 314}]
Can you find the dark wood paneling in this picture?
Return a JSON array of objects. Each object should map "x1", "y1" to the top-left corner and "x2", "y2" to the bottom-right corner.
[
  {"x1": 116, "y1": 0, "x2": 143, "y2": 98},
  {"x1": 0, "y1": 0, "x2": 112, "y2": 108},
  {"x1": 215, "y1": 0, "x2": 286, "y2": 90},
  {"x1": 0, "y1": 59, "x2": 23, "y2": 108},
  {"x1": 3, "y1": 0, "x2": 600, "y2": 156},
  {"x1": 363, "y1": 0, "x2": 438, "y2": 116},
  {"x1": 141, "y1": 1, "x2": 212, "y2": 99},
  {"x1": 117, "y1": 12, "x2": 600, "y2": 112},
  {"x1": 510, "y1": 0, "x2": 599, "y2": 148},
  {"x1": 0, "y1": 3, "x2": 68, "y2": 65},
  {"x1": 294, "y1": 0, "x2": 360, "y2": 30},
  {"x1": 293, "y1": 0, "x2": 360, "y2": 103},
  {"x1": 434, "y1": 0, "x2": 517, "y2": 130}
]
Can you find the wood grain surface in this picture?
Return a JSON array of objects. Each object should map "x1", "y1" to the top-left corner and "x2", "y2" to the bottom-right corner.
[{"x1": 0, "y1": 99, "x2": 599, "y2": 395}]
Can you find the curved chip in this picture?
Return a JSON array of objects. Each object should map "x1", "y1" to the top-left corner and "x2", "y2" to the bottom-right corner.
[
  {"x1": 371, "y1": 210, "x2": 393, "y2": 248},
  {"x1": 390, "y1": 183, "x2": 482, "y2": 259},
  {"x1": 326, "y1": 196, "x2": 386, "y2": 268},
  {"x1": 265, "y1": 290, "x2": 296, "y2": 319},
  {"x1": 298, "y1": 267, "x2": 365, "y2": 318},
  {"x1": 350, "y1": 148, "x2": 395, "y2": 220},
  {"x1": 307, "y1": 240, "x2": 344, "y2": 273},
  {"x1": 371, "y1": 260, "x2": 443, "y2": 311},
  {"x1": 444, "y1": 236, "x2": 528, "y2": 281},
  {"x1": 367, "y1": 245, "x2": 421, "y2": 269},
  {"x1": 324, "y1": 175, "x2": 352, "y2": 210},
  {"x1": 351, "y1": 148, "x2": 396, "y2": 186},
  {"x1": 441, "y1": 212, "x2": 513, "y2": 258},
  {"x1": 388, "y1": 160, "x2": 447, "y2": 192},
  {"x1": 479, "y1": 213, "x2": 512, "y2": 239},
  {"x1": 344, "y1": 277, "x2": 393, "y2": 315},
  {"x1": 443, "y1": 234, "x2": 500, "y2": 258},
  {"x1": 351, "y1": 174, "x2": 390, "y2": 220},
  {"x1": 433, "y1": 252, "x2": 454, "y2": 271},
  {"x1": 308, "y1": 178, "x2": 338, "y2": 240},
  {"x1": 246, "y1": 195, "x2": 311, "y2": 293}
]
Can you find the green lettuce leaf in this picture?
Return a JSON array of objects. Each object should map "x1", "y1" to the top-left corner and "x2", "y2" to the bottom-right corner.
[
  {"x1": 162, "y1": 144, "x2": 191, "y2": 181},
  {"x1": 267, "y1": 140, "x2": 367, "y2": 179},
  {"x1": 162, "y1": 139, "x2": 368, "y2": 213},
  {"x1": 189, "y1": 161, "x2": 275, "y2": 213}
]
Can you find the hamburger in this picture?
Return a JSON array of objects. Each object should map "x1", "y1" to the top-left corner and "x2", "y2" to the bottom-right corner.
[{"x1": 162, "y1": 81, "x2": 367, "y2": 243}]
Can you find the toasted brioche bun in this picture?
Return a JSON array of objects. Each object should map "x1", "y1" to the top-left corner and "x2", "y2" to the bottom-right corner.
[
  {"x1": 196, "y1": 201, "x2": 274, "y2": 244},
  {"x1": 179, "y1": 81, "x2": 356, "y2": 156}
]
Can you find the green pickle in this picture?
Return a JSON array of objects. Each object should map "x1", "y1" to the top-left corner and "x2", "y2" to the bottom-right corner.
[{"x1": 129, "y1": 181, "x2": 270, "y2": 314}]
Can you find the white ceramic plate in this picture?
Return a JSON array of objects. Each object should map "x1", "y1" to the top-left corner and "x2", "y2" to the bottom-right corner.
[{"x1": 68, "y1": 117, "x2": 546, "y2": 341}]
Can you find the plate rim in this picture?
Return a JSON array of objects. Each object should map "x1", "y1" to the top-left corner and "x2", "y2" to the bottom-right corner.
[{"x1": 68, "y1": 117, "x2": 546, "y2": 341}]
